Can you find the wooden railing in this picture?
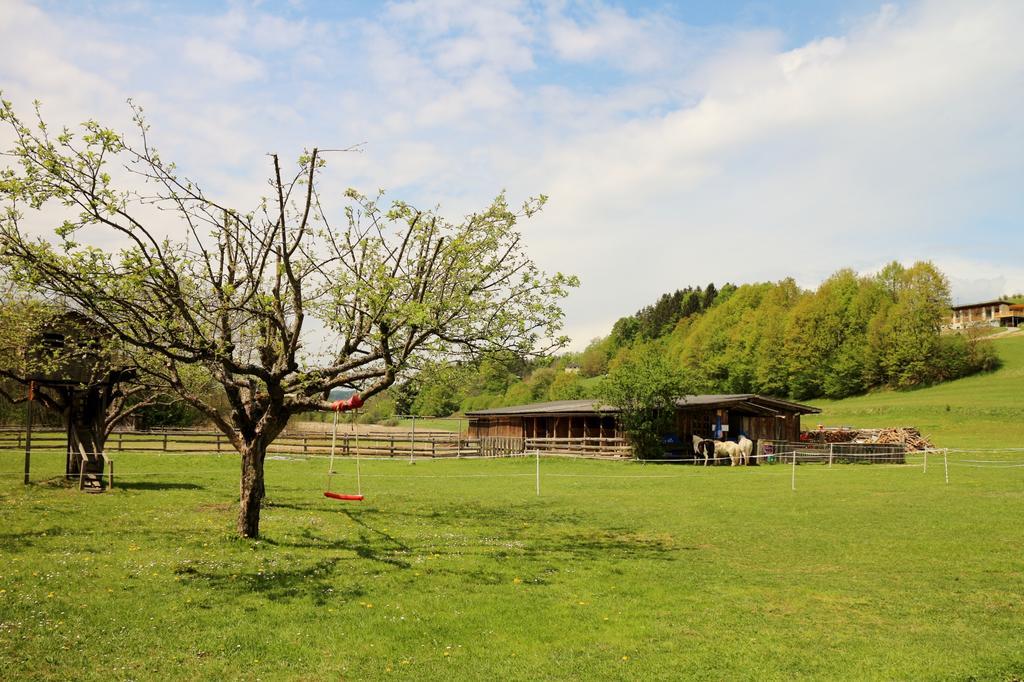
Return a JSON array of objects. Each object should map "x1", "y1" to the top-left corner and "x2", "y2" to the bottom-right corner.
[
  {"x1": 525, "y1": 436, "x2": 632, "y2": 457},
  {"x1": 0, "y1": 428, "x2": 637, "y2": 459},
  {"x1": 0, "y1": 428, "x2": 482, "y2": 458}
]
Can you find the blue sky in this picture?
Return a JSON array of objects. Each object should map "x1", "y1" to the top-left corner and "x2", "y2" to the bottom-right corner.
[{"x1": 3, "y1": 0, "x2": 1023, "y2": 347}]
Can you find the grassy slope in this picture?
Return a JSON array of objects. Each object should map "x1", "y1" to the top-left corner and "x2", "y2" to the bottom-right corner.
[
  {"x1": 1, "y1": 451, "x2": 1023, "y2": 680},
  {"x1": 810, "y1": 333, "x2": 1024, "y2": 448}
]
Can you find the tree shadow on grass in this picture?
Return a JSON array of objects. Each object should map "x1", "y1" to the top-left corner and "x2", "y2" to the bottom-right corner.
[
  {"x1": 177, "y1": 497, "x2": 682, "y2": 602},
  {"x1": 0, "y1": 526, "x2": 68, "y2": 552},
  {"x1": 176, "y1": 557, "x2": 366, "y2": 606},
  {"x1": 263, "y1": 516, "x2": 412, "y2": 571},
  {"x1": 177, "y1": 513, "x2": 413, "y2": 604}
]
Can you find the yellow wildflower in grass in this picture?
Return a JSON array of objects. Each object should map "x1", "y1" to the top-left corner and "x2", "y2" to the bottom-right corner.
[{"x1": 512, "y1": 577, "x2": 522, "y2": 585}]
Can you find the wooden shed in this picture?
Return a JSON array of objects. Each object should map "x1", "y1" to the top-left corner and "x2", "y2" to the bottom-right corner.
[
  {"x1": 466, "y1": 394, "x2": 819, "y2": 456},
  {"x1": 467, "y1": 399, "x2": 622, "y2": 441}
]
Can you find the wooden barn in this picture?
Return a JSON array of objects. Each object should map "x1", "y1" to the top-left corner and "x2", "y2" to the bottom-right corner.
[{"x1": 466, "y1": 394, "x2": 819, "y2": 456}]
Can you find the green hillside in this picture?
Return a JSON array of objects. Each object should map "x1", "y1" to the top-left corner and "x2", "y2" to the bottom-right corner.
[{"x1": 810, "y1": 331, "x2": 1024, "y2": 448}]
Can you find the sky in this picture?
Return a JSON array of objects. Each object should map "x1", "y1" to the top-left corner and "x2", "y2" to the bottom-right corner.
[{"x1": 1, "y1": 0, "x2": 1022, "y2": 350}]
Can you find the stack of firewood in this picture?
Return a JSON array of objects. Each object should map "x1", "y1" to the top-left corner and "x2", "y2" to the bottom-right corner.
[
  {"x1": 870, "y1": 427, "x2": 933, "y2": 451},
  {"x1": 800, "y1": 426, "x2": 934, "y2": 451}
]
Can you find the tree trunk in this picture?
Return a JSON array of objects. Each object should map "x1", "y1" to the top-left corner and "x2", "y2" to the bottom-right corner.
[
  {"x1": 65, "y1": 386, "x2": 109, "y2": 483},
  {"x1": 238, "y1": 439, "x2": 267, "y2": 538}
]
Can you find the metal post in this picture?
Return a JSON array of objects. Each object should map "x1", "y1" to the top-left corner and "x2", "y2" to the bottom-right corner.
[
  {"x1": 23, "y1": 381, "x2": 34, "y2": 485},
  {"x1": 828, "y1": 443, "x2": 833, "y2": 469},
  {"x1": 923, "y1": 450, "x2": 928, "y2": 474},
  {"x1": 535, "y1": 449, "x2": 540, "y2": 496},
  {"x1": 944, "y1": 449, "x2": 949, "y2": 484},
  {"x1": 791, "y1": 449, "x2": 797, "y2": 492},
  {"x1": 409, "y1": 415, "x2": 416, "y2": 464}
]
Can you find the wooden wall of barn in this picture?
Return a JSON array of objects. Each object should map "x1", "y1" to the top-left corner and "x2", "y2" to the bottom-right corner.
[
  {"x1": 468, "y1": 414, "x2": 622, "y2": 440},
  {"x1": 472, "y1": 408, "x2": 804, "y2": 446},
  {"x1": 467, "y1": 416, "x2": 524, "y2": 439},
  {"x1": 676, "y1": 410, "x2": 803, "y2": 443}
]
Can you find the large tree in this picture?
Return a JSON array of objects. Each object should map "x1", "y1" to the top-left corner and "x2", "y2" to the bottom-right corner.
[
  {"x1": 599, "y1": 342, "x2": 690, "y2": 459},
  {"x1": 0, "y1": 100, "x2": 576, "y2": 537}
]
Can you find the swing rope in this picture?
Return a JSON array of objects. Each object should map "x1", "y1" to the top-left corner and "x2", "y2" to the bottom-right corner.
[{"x1": 323, "y1": 399, "x2": 364, "y2": 502}]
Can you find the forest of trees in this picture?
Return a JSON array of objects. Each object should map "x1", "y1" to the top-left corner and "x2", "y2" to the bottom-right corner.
[
  {"x1": 384, "y1": 261, "x2": 1000, "y2": 416},
  {"x1": 6, "y1": 261, "x2": 998, "y2": 426}
]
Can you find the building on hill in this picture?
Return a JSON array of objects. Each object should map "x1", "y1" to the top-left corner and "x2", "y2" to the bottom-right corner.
[
  {"x1": 466, "y1": 394, "x2": 820, "y2": 456},
  {"x1": 947, "y1": 300, "x2": 1024, "y2": 329}
]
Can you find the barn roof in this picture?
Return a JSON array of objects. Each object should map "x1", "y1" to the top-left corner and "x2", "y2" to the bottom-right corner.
[
  {"x1": 465, "y1": 399, "x2": 617, "y2": 417},
  {"x1": 465, "y1": 394, "x2": 820, "y2": 417}
]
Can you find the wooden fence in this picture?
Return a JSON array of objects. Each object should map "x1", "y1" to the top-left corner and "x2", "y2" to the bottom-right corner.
[
  {"x1": 0, "y1": 427, "x2": 483, "y2": 458},
  {"x1": 0, "y1": 428, "x2": 637, "y2": 459},
  {"x1": 525, "y1": 436, "x2": 632, "y2": 458}
]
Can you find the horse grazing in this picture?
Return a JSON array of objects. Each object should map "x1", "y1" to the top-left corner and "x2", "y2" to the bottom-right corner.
[
  {"x1": 691, "y1": 435, "x2": 714, "y2": 466},
  {"x1": 713, "y1": 440, "x2": 742, "y2": 466},
  {"x1": 737, "y1": 435, "x2": 754, "y2": 465}
]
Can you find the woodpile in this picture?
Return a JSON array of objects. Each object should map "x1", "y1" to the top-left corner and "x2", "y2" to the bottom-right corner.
[
  {"x1": 801, "y1": 427, "x2": 934, "y2": 452},
  {"x1": 869, "y1": 428, "x2": 933, "y2": 451}
]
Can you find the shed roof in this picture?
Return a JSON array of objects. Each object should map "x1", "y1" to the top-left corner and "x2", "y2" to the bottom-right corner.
[{"x1": 465, "y1": 394, "x2": 820, "y2": 417}]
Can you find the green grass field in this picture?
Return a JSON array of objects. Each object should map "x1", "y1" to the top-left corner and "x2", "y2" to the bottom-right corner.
[
  {"x1": 2, "y1": 448, "x2": 1023, "y2": 680},
  {"x1": 395, "y1": 417, "x2": 468, "y2": 433},
  {"x1": 811, "y1": 332, "x2": 1024, "y2": 448}
]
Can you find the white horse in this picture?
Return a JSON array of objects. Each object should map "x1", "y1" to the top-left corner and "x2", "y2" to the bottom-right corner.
[
  {"x1": 713, "y1": 440, "x2": 741, "y2": 466},
  {"x1": 737, "y1": 435, "x2": 754, "y2": 465}
]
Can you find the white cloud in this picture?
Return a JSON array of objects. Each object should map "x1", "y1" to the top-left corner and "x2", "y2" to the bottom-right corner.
[
  {"x1": 547, "y1": 3, "x2": 682, "y2": 71},
  {"x1": 182, "y1": 37, "x2": 265, "y2": 82},
  {"x1": 386, "y1": 0, "x2": 535, "y2": 73},
  {"x1": 1, "y1": 0, "x2": 1022, "y2": 351},
  {"x1": 512, "y1": 0, "x2": 1024, "y2": 344}
]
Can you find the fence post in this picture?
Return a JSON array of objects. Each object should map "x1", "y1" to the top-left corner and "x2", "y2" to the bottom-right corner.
[
  {"x1": 216, "y1": 434, "x2": 222, "y2": 454},
  {"x1": 118, "y1": 432, "x2": 124, "y2": 452},
  {"x1": 162, "y1": 433, "x2": 168, "y2": 452},
  {"x1": 791, "y1": 449, "x2": 797, "y2": 491},
  {"x1": 944, "y1": 449, "x2": 949, "y2": 484},
  {"x1": 923, "y1": 450, "x2": 928, "y2": 474},
  {"x1": 303, "y1": 435, "x2": 308, "y2": 454},
  {"x1": 828, "y1": 443, "x2": 833, "y2": 469},
  {"x1": 536, "y1": 449, "x2": 540, "y2": 496},
  {"x1": 409, "y1": 416, "x2": 416, "y2": 464}
]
